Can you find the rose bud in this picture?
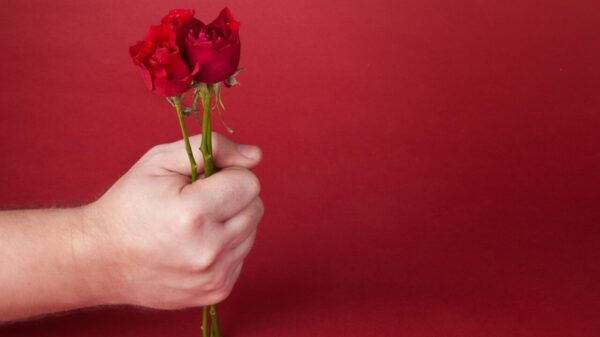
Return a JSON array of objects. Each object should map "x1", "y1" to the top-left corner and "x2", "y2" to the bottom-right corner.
[
  {"x1": 129, "y1": 24, "x2": 198, "y2": 97},
  {"x1": 184, "y1": 7, "x2": 241, "y2": 84}
]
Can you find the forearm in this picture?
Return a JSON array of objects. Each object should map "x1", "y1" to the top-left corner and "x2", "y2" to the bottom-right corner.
[{"x1": 0, "y1": 207, "x2": 110, "y2": 322}]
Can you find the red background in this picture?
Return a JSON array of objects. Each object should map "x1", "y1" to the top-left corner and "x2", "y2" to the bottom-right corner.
[{"x1": 1, "y1": 0, "x2": 599, "y2": 336}]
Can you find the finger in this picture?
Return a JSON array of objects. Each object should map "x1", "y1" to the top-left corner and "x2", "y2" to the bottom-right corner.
[
  {"x1": 222, "y1": 260, "x2": 244, "y2": 297},
  {"x1": 187, "y1": 199, "x2": 261, "y2": 275},
  {"x1": 223, "y1": 229, "x2": 257, "y2": 270},
  {"x1": 231, "y1": 261, "x2": 244, "y2": 284},
  {"x1": 150, "y1": 132, "x2": 261, "y2": 176},
  {"x1": 231, "y1": 228, "x2": 257, "y2": 262},
  {"x1": 200, "y1": 260, "x2": 245, "y2": 305},
  {"x1": 211, "y1": 132, "x2": 262, "y2": 169},
  {"x1": 182, "y1": 167, "x2": 261, "y2": 221},
  {"x1": 223, "y1": 197, "x2": 263, "y2": 249},
  {"x1": 209, "y1": 229, "x2": 256, "y2": 278}
]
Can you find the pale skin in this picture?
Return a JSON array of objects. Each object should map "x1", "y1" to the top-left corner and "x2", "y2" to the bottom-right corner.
[{"x1": 0, "y1": 133, "x2": 263, "y2": 323}]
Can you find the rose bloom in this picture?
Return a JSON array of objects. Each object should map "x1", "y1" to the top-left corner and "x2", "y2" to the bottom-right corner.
[
  {"x1": 182, "y1": 8, "x2": 241, "y2": 84},
  {"x1": 129, "y1": 24, "x2": 198, "y2": 96}
]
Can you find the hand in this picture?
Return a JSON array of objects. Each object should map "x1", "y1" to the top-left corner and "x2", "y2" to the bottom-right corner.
[{"x1": 81, "y1": 133, "x2": 263, "y2": 310}]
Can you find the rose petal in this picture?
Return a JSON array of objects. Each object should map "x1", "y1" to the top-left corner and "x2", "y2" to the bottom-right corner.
[
  {"x1": 144, "y1": 24, "x2": 176, "y2": 43},
  {"x1": 151, "y1": 63, "x2": 199, "y2": 96}
]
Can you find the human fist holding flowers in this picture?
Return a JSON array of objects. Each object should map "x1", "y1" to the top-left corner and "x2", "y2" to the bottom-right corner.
[{"x1": 0, "y1": 8, "x2": 262, "y2": 333}]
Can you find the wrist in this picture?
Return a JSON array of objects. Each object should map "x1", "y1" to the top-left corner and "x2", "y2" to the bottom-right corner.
[{"x1": 75, "y1": 203, "x2": 125, "y2": 307}]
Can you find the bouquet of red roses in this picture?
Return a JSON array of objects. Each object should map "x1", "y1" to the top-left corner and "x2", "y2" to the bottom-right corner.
[{"x1": 129, "y1": 8, "x2": 244, "y2": 337}]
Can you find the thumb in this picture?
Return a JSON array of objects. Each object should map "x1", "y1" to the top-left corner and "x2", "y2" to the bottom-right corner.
[{"x1": 211, "y1": 132, "x2": 262, "y2": 169}]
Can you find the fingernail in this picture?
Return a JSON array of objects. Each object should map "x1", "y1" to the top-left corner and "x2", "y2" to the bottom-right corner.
[{"x1": 238, "y1": 144, "x2": 259, "y2": 159}]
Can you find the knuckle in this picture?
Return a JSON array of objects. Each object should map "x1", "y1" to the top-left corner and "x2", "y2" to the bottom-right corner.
[
  {"x1": 193, "y1": 250, "x2": 218, "y2": 272},
  {"x1": 176, "y1": 209, "x2": 203, "y2": 230},
  {"x1": 143, "y1": 145, "x2": 169, "y2": 165},
  {"x1": 147, "y1": 144, "x2": 167, "y2": 157}
]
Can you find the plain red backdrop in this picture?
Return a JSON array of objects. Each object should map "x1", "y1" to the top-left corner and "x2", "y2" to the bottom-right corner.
[{"x1": 1, "y1": 0, "x2": 599, "y2": 336}]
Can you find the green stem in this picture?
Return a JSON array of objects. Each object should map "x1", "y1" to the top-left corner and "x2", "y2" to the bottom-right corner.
[
  {"x1": 198, "y1": 86, "x2": 221, "y2": 336},
  {"x1": 199, "y1": 89, "x2": 215, "y2": 177},
  {"x1": 174, "y1": 93, "x2": 220, "y2": 335},
  {"x1": 202, "y1": 306, "x2": 208, "y2": 337},
  {"x1": 210, "y1": 305, "x2": 221, "y2": 337},
  {"x1": 173, "y1": 96, "x2": 197, "y2": 182}
]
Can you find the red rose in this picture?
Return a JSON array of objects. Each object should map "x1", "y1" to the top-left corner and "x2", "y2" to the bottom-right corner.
[
  {"x1": 129, "y1": 24, "x2": 198, "y2": 96},
  {"x1": 184, "y1": 8, "x2": 241, "y2": 84},
  {"x1": 161, "y1": 9, "x2": 204, "y2": 47}
]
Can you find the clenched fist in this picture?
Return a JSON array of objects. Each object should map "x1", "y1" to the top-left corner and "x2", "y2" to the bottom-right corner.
[{"x1": 0, "y1": 133, "x2": 263, "y2": 322}]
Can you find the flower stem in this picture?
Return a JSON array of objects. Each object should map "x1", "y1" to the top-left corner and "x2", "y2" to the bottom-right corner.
[
  {"x1": 198, "y1": 86, "x2": 221, "y2": 337},
  {"x1": 174, "y1": 92, "x2": 220, "y2": 336},
  {"x1": 202, "y1": 306, "x2": 208, "y2": 337},
  {"x1": 173, "y1": 96, "x2": 197, "y2": 182},
  {"x1": 199, "y1": 89, "x2": 214, "y2": 177},
  {"x1": 210, "y1": 305, "x2": 221, "y2": 337}
]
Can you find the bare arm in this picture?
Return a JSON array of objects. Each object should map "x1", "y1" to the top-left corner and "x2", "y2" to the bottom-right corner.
[
  {"x1": 0, "y1": 207, "x2": 105, "y2": 321},
  {"x1": 0, "y1": 133, "x2": 263, "y2": 322}
]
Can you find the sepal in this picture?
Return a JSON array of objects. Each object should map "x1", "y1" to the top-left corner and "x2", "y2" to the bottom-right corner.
[{"x1": 224, "y1": 67, "x2": 245, "y2": 88}]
